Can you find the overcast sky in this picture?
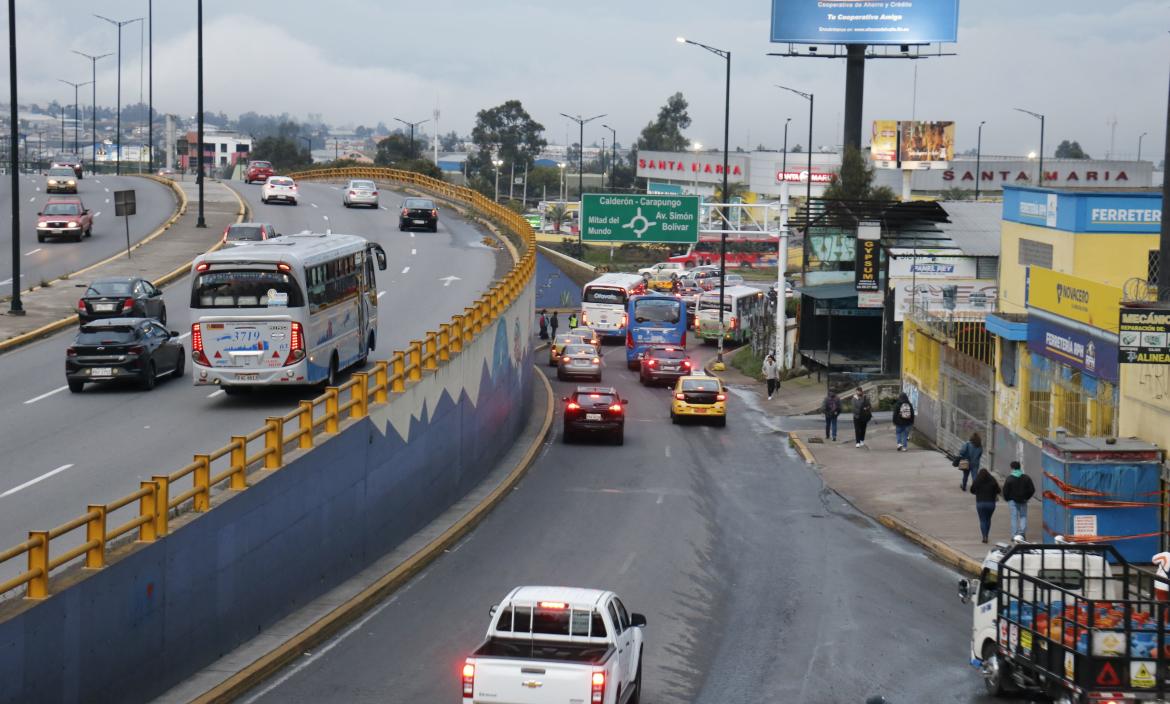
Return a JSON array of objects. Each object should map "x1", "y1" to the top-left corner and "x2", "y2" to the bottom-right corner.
[{"x1": 4, "y1": 0, "x2": 1167, "y2": 160}]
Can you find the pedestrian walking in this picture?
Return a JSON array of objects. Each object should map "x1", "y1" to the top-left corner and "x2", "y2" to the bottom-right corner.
[
  {"x1": 821, "y1": 390, "x2": 840, "y2": 441},
  {"x1": 549, "y1": 311, "x2": 559, "y2": 337},
  {"x1": 762, "y1": 354, "x2": 780, "y2": 400},
  {"x1": 851, "y1": 387, "x2": 872, "y2": 447},
  {"x1": 538, "y1": 309, "x2": 548, "y2": 340},
  {"x1": 891, "y1": 392, "x2": 915, "y2": 451},
  {"x1": 970, "y1": 467, "x2": 1001, "y2": 543},
  {"x1": 953, "y1": 432, "x2": 984, "y2": 492},
  {"x1": 1002, "y1": 461, "x2": 1036, "y2": 539},
  {"x1": 568, "y1": 312, "x2": 578, "y2": 329}
]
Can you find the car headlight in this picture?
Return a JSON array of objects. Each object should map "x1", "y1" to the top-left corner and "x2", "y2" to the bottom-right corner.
[
  {"x1": 67, "y1": 180, "x2": 76, "y2": 186},
  {"x1": 48, "y1": 179, "x2": 57, "y2": 185},
  {"x1": 67, "y1": 221, "x2": 78, "y2": 227}
]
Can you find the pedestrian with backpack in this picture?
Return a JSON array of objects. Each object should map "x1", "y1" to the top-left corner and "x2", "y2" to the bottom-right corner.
[
  {"x1": 892, "y1": 392, "x2": 915, "y2": 451},
  {"x1": 1001, "y1": 461, "x2": 1036, "y2": 539},
  {"x1": 953, "y1": 432, "x2": 983, "y2": 492},
  {"x1": 821, "y1": 390, "x2": 840, "y2": 441},
  {"x1": 851, "y1": 387, "x2": 872, "y2": 447}
]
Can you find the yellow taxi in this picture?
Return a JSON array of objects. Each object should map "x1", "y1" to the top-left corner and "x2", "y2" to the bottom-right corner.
[
  {"x1": 671, "y1": 374, "x2": 727, "y2": 426},
  {"x1": 549, "y1": 332, "x2": 591, "y2": 366}
]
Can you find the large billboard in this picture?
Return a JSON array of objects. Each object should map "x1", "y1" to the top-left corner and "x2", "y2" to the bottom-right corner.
[
  {"x1": 898, "y1": 121, "x2": 954, "y2": 165},
  {"x1": 871, "y1": 120, "x2": 899, "y2": 168},
  {"x1": 770, "y1": 0, "x2": 960, "y2": 45}
]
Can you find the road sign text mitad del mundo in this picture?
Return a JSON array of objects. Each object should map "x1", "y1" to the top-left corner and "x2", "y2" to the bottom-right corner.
[{"x1": 581, "y1": 194, "x2": 700, "y2": 243}]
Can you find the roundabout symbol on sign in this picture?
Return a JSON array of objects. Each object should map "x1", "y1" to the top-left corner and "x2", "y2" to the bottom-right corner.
[{"x1": 621, "y1": 207, "x2": 657, "y2": 239}]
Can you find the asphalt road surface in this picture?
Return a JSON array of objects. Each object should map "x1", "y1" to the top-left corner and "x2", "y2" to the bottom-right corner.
[
  {"x1": 0, "y1": 181, "x2": 501, "y2": 578},
  {"x1": 0, "y1": 173, "x2": 175, "y2": 288},
  {"x1": 242, "y1": 341, "x2": 1011, "y2": 704}
]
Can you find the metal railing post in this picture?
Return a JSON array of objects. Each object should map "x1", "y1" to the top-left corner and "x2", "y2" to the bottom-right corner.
[
  {"x1": 26, "y1": 531, "x2": 49, "y2": 599},
  {"x1": 373, "y1": 361, "x2": 389, "y2": 404},
  {"x1": 464, "y1": 307, "x2": 477, "y2": 343},
  {"x1": 298, "y1": 401, "x2": 314, "y2": 449},
  {"x1": 325, "y1": 387, "x2": 340, "y2": 434},
  {"x1": 193, "y1": 454, "x2": 211, "y2": 512},
  {"x1": 451, "y1": 315, "x2": 465, "y2": 353},
  {"x1": 424, "y1": 333, "x2": 439, "y2": 371},
  {"x1": 265, "y1": 418, "x2": 284, "y2": 468},
  {"x1": 230, "y1": 436, "x2": 248, "y2": 489},
  {"x1": 85, "y1": 504, "x2": 106, "y2": 569},
  {"x1": 150, "y1": 474, "x2": 169, "y2": 535},
  {"x1": 408, "y1": 341, "x2": 422, "y2": 381},
  {"x1": 438, "y1": 324, "x2": 451, "y2": 361},
  {"x1": 391, "y1": 352, "x2": 406, "y2": 392},
  {"x1": 351, "y1": 373, "x2": 369, "y2": 418}
]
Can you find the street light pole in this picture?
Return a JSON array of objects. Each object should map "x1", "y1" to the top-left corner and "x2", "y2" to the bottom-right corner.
[
  {"x1": 782, "y1": 116, "x2": 791, "y2": 176},
  {"x1": 8, "y1": 0, "x2": 24, "y2": 315},
  {"x1": 147, "y1": 0, "x2": 153, "y2": 172},
  {"x1": 195, "y1": 0, "x2": 205, "y2": 227},
  {"x1": 95, "y1": 14, "x2": 142, "y2": 176},
  {"x1": 1139, "y1": 132, "x2": 1148, "y2": 162},
  {"x1": 59, "y1": 80, "x2": 92, "y2": 159},
  {"x1": 72, "y1": 50, "x2": 111, "y2": 175},
  {"x1": 394, "y1": 117, "x2": 430, "y2": 159},
  {"x1": 559, "y1": 113, "x2": 606, "y2": 202},
  {"x1": 1015, "y1": 107, "x2": 1045, "y2": 186},
  {"x1": 975, "y1": 120, "x2": 986, "y2": 202},
  {"x1": 492, "y1": 158, "x2": 504, "y2": 202},
  {"x1": 777, "y1": 84, "x2": 815, "y2": 260},
  {"x1": 557, "y1": 162, "x2": 566, "y2": 201},
  {"x1": 679, "y1": 36, "x2": 731, "y2": 368},
  {"x1": 601, "y1": 124, "x2": 617, "y2": 191}
]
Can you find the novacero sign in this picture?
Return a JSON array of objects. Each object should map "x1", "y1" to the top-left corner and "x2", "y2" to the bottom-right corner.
[
  {"x1": 770, "y1": 0, "x2": 960, "y2": 45},
  {"x1": 580, "y1": 194, "x2": 700, "y2": 243},
  {"x1": 1026, "y1": 267, "x2": 1123, "y2": 333}
]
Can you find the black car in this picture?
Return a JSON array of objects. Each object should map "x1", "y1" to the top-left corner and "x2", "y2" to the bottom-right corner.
[
  {"x1": 638, "y1": 345, "x2": 694, "y2": 386},
  {"x1": 563, "y1": 386, "x2": 627, "y2": 445},
  {"x1": 78, "y1": 276, "x2": 167, "y2": 325},
  {"x1": 66, "y1": 318, "x2": 185, "y2": 392},
  {"x1": 399, "y1": 197, "x2": 438, "y2": 232}
]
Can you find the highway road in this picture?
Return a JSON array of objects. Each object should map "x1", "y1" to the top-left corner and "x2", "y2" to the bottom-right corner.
[
  {"x1": 243, "y1": 342, "x2": 997, "y2": 704},
  {"x1": 0, "y1": 173, "x2": 175, "y2": 289},
  {"x1": 0, "y1": 180, "x2": 502, "y2": 576}
]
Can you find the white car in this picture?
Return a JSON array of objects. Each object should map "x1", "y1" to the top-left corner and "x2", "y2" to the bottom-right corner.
[
  {"x1": 464, "y1": 586, "x2": 646, "y2": 704},
  {"x1": 261, "y1": 176, "x2": 298, "y2": 206},
  {"x1": 342, "y1": 179, "x2": 378, "y2": 208},
  {"x1": 638, "y1": 261, "x2": 686, "y2": 278}
]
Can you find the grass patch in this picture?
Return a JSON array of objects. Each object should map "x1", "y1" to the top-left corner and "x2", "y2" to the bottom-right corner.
[{"x1": 730, "y1": 345, "x2": 764, "y2": 381}]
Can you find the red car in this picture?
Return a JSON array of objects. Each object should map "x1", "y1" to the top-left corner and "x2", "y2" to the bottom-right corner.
[
  {"x1": 37, "y1": 197, "x2": 93, "y2": 242},
  {"x1": 245, "y1": 161, "x2": 274, "y2": 184}
]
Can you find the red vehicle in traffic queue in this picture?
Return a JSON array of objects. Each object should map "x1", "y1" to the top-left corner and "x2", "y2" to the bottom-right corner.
[
  {"x1": 36, "y1": 197, "x2": 93, "y2": 242},
  {"x1": 668, "y1": 238, "x2": 779, "y2": 269},
  {"x1": 245, "y1": 160, "x2": 274, "y2": 184}
]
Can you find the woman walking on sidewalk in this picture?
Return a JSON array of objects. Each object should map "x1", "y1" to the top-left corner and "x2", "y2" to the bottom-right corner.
[
  {"x1": 851, "y1": 388, "x2": 872, "y2": 448},
  {"x1": 763, "y1": 354, "x2": 779, "y2": 400},
  {"x1": 821, "y1": 390, "x2": 840, "y2": 441},
  {"x1": 970, "y1": 467, "x2": 1001, "y2": 543},
  {"x1": 891, "y1": 392, "x2": 914, "y2": 451},
  {"x1": 953, "y1": 432, "x2": 983, "y2": 492}
]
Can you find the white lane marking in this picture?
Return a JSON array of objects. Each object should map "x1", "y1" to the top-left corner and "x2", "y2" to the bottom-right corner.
[
  {"x1": 665, "y1": 445, "x2": 671, "y2": 458},
  {"x1": 94, "y1": 211, "x2": 102, "y2": 218},
  {"x1": 0, "y1": 275, "x2": 24, "y2": 286},
  {"x1": 177, "y1": 332, "x2": 191, "y2": 341},
  {"x1": 377, "y1": 291, "x2": 386, "y2": 299},
  {"x1": 104, "y1": 187, "x2": 109, "y2": 192},
  {"x1": 618, "y1": 551, "x2": 637, "y2": 575},
  {"x1": 24, "y1": 248, "x2": 42, "y2": 256},
  {"x1": 656, "y1": 493, "x2": 664, "y2": 504},
  {"x1": 310, "y1": 203, "x2": 318, "y2": 208},
  {"x1": 379, "y1": 205, "x2": 388, "y2": 211},
  {"x1": 94, "y1": 179, "x2": 101, "y2": 183},
  {"x1": 23, "y1": 385, "x2": 68, "y2": 405},
  {"x1": 330, "y1": 186, "x2": 340, "y2": 190},
  {"x1": 34, "y1": 187, "x2": 40, "y2": 192},
  {"x1": 1, "y1": 464, "x2": 76, "y2": 498},
  {"x1": 104, "y1": 198, "x2": 110, "y2": 204},
  {"x1": 240, "y1": 594, "x2": 402, "y2": 704},
  {"x1": 410, "y1": 248, "x2": 416, "y2": 256},
  {"x1": 409, "y1": 232, "x2": 415, "y2": 238},
  {"x1": 440, "y1": 275, "x2": 461, "y2": 287},
  {"x1": 28, "y1": 196, "x2": 34, "y2": 202},
  {"x1": 207, "y1": 389, "x2": 225, "y2": 398},
  {"x1": 401, "y1": 266, "x2": 410, "y2": 274}
]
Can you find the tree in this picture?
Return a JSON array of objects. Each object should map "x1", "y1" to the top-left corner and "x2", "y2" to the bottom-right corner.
[
  {"x1": 375, "y1": 134, "x2": 415, "y2": 165},
  {"x1": 822, "y1": 146, "x2": 895, "y2": 202},
  {"x1": 439, "y1": 131, "x2": 462, "y2": 152},
  {"x1": 249, "y1": 135, "x2": 310, "y2": 172},
  {"x1": 546, "y1": 202, "x2": 569, "y2": 233},
  {"x1": 527, "y1": 165, "x2": 562, "y2": 197},
  {"x1": 468, "y1": 100, "x2": 547, "y2": 191},
  {"x1": 635, "y1": 92, "x2": 691, "y2": 153},
  {"x1": 791, "y1": 144, "x2": 803, "y2": 153},
  {"x1": 1054, "y1": 140, "x2": 1089, "y2": 159}
]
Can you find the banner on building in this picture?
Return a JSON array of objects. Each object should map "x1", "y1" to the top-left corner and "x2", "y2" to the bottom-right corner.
[
  {"x1": 1027, "y1": 314, "x2": 1119, "y2": 382},
  {"x1": 855, "y1": 227, "x2": 880, "y2": 292},
  {"x1": 1119, "y1": 306, "x2": 1170, "y2": 364},
  {"x1": 893, "y1": 279, "x2": 997, "y2": 322},
  {"x1": 1027, "y1": 267, "x2": 1123, "y2": 333},
  {"x1": 889, "y1": 256, "x2": 977, "y2": 279},
  {"x1": 871, "y1": 120, "x2": 899, "y2": 168}
]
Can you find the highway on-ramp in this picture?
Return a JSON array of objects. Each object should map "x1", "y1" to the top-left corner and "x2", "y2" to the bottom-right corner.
[
  {"x1": 242, "y1": 344, "x2": 994, "y2": 704},
  {"x1": 0, "y1": 181, "x2": 502, "y2": 579},
  {"x1": 0, "y1": 173, "x2": 175, "y2": 289}
]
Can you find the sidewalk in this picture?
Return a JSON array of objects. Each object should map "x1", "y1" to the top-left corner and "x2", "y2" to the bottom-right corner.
[
  {"x1": 714, "y1": 357, "x2": 1039, "y2": 576},
  {"x1": 0, "y1": 178, "x2": 244, "y2": 352}
]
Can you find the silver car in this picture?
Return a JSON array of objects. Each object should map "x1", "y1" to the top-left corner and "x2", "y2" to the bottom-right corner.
[
  {"x1": 556, "y1": 343, "x2": 602, "y2": 382},
  {"x1": 342, "y1": 179, "x2": 378, "y2": 208}
]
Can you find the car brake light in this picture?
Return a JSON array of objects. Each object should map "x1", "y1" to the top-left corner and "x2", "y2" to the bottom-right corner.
[
  {"x1": 277, "y1": 262, "x2": 292, "y2": 273},
  {"x1": 348, "y1": 191, "x2": 356, "y2": 195},
  {"x1": 590, "y1": 394, "x2": 600, "y2": 398},
  {"x1": 566, "y1": 402, "x2": 580, "y2": 410},
  {"x1": 682, "y1": 360, "x2": 692, "y2": 368},
  {"x1": 626, "y1": 331, "x2": 634, "y2": 349},
  {"x1": 609, "y1": 404, "x2": 623, "y2": 413},
  {"x1": 191, "y1": 323, "x2": 210, "y2": 366},
  {"x1": 285, "y1": 322, "x2": 305, "y2": 365},
  {"x1": 647, "y1": 359, "x2": 657, "y2": 367},
  {"x1": 621, "y1": 313, "x2": 628, "y2": 328},
  {"x1": 372, "y1": 191, "x2": 378, "y2": 196},
  {"x1": 195, "y1": 262, "x2": 210, "y2": 272},
  {"x1": 539, "y1": 601, "x2": 567, "y2": 609},
  {"x1": 462, "y1": 662, "x2": 475, "y2": 698},
  {"x1": 716, "y1": 393, "x2": 726, "y2": 401},
  {"x1": 591, "y1": 671, "x2": 605, "y2": 703},
  {"x1": 431, "y1": 209, "x2": 438, "y2": 217},
  {"x1": 122, "y1": 297, "x2": 135, "y2": 311},
  {"x1": 77, "y1": 298, "x2": 86, "y2": 312},
  {"x1": 675, "y1": 393, "x2": 685, "y2": 400},
  {"x1": 729, "y1": 316, "x2": 737, "y2": 330}
]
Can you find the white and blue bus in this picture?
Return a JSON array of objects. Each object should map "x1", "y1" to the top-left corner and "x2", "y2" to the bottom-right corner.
[
  {"x1": 625, "y1": 292, "x2": 688, "y2": 368},
  {"x1": 580, "y1": 273, "x2": 646, "y2": 339},
  {"x1": 696, "y1": 285, "x2": 764, "y2": 344},
  {"x1": 189, "y1": 233, "x2": 387, "y2": 394}
]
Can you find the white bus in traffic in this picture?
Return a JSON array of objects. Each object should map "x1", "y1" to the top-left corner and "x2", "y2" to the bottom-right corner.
[
  {"x1": 189, "y1": 233, "x2": 387, "y2": 393},
  {"x1": 580, "y1": 273, "x2": 646, "y2": 339},
  {"x1": 696, "y1": 285, "x2": 764, "y2": 344}
]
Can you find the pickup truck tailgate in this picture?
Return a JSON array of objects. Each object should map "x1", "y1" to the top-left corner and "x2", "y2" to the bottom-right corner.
[{"x1": 471, "y1": 658, "x2": 592, "y2": 703}]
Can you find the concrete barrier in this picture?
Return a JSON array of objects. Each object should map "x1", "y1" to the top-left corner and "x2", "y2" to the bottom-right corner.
[{"x1": 0, "y1": 284, "x2": 535, "y2": 704}]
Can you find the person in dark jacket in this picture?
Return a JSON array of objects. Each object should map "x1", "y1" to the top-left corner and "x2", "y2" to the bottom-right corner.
[
  {"x1": 549, "y1": 311, "x2": 559, "y2": 337},
  {"x1": 953, "y1": 432, "x2": 983, "y2": 492},
  {"x1": 851, "y1": 388, "x2": 872, "y2": 448},
  {"x1": 970, "y1": 468, "x2": 1001, "y2": 543},
  {"x1": 1001, "y1": 461, "x2": 1036, "y2": 539},
  {"x1": 892, "y1": 392, "x2": 915, "y2": 451},
  {"x1": 538, "y1": 310, "x2": 548, "y2": 340},
  {"x1": 821, "y1": 391, "x2": 840, "y2": 441}
]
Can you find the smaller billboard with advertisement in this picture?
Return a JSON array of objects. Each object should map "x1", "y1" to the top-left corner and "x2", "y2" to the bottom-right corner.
[
  {"x1": 770, "y1": 0, "x2": 961, "y2": 45},
  {"x1": 893, "y1": 279, "x2": 997, "y2": 322},
  {"x1": 899, "y1": 121, "x2": 955, "y2": 167},
  {"x1": 871, "y1": 120, "x2": 899, "y2": 168},
  {"x1": 1119, "y1": 306, "x2": 1170, "y2": 365}
]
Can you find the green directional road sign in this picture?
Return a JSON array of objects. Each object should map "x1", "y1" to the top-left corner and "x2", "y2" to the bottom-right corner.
[{"x1": 580, "y1": 193, "x2": 700, "y2": 243}]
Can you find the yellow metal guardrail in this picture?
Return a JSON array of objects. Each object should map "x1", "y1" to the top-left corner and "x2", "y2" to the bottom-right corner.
[{"x1": 0, "y1": 168, "x2": 535, "y2": 602}]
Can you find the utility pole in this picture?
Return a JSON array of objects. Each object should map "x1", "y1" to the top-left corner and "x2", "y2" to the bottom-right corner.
[
  {"x1": 148, "y1": 0, "x2": 153, "y2": 172},
  {"x1": 601, "y1": 124, "x2": 617, "y2": 192},
  {"x1": 195, "y1": 0, "x2": 205, "y2": 227},
  {"x1": 8, "y1": 0, "x2": 24, "y2": 315},
  {"x1": 394, "y1": 117, "x2": 429, "y2": 159},
  {"x1": 1159, "y1": 67, "x2": 1170, "y2": 302},
  {"x1": 95, "y1": 14, "x2": 143, "y2": 176},
  {"x1": 559, "y1": 112, "x2": 606, "y2": 243},
  {"x1": 975, "y1": 120, "x2": 986, "y2": 202},
  {"x1": 72, "y1": 50, "x2": 112, "y2": 175},
  {"x1": 59, "y1": 79, "x2": 92, "y2": 159}
]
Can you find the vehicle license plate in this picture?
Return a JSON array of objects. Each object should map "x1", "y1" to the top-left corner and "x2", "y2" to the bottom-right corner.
[
  {"x1": 694, "y1": 408, "x2": 706, "y2": 414},
  {"x1": 94, "y1": 303, "x2": 116, "y2": 312},
  {"x1": 414, "y1": 219, "x2": 425, "y2": 224},
  {"x1": 586, "y1": 413, "x2": 602, "y2": 421},
  {"x1": 51, "y1": 229, "x2": 62, "y2": 235},
  {"x1": 91, "y1": 367, "x2": 113, "y2": 377},
  {"x1": 236, "y1": 373, "x2": 259, "y2": 381}
]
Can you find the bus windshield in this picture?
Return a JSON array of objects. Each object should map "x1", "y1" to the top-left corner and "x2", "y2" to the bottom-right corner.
[
  {"x1": 633, "y1": 298, "x2": 681, "y2": 324},
  {"x1": 584, "y1": 286, "x2": 627, "y2": 305},
  {"x1": 191, "y1": 270, "x2": 305, "y2": 309}
]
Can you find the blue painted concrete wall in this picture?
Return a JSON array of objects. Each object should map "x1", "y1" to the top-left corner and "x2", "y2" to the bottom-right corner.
[{"x1": 0, "y1": 284, "x2": 535, "y2": 704}]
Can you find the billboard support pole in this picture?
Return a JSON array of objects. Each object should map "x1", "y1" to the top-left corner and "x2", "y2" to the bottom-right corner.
[
  {"x1": 901, "y1": 169, "x2": 912, "y2": 202},
  {"x1": 1160, "y1": 63, "x2": 1170, "y2": 301},
  {"x1": 843, "y1": 44, "x2": 866, "y2": 151}
]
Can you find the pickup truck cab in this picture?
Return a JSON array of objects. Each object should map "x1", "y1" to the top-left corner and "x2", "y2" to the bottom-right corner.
[
  {"x1": 37, "y1": 197, "x2": 93, "y2": 242},
  {"x1": 464, "y1": 586, "x2": 647, "y2": 704}
]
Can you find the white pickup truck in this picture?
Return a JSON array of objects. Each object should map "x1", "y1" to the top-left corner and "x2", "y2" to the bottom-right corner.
[{"x1": 462, "y1": 586, "x2": 647, "y2": 704}]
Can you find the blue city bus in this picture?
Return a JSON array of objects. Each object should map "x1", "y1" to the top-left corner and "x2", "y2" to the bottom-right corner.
[{"x1": 625, "y1": 292, "x2": 688, "y2": 369}]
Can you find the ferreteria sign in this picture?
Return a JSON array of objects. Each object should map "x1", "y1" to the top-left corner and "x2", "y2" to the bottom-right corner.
[
  {"x1": 1119, "y1": 307, "x2": 1170, "y2": 365},
  {"x1": 580, "y1": 194, "x2": 700, "y2": 243}
]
